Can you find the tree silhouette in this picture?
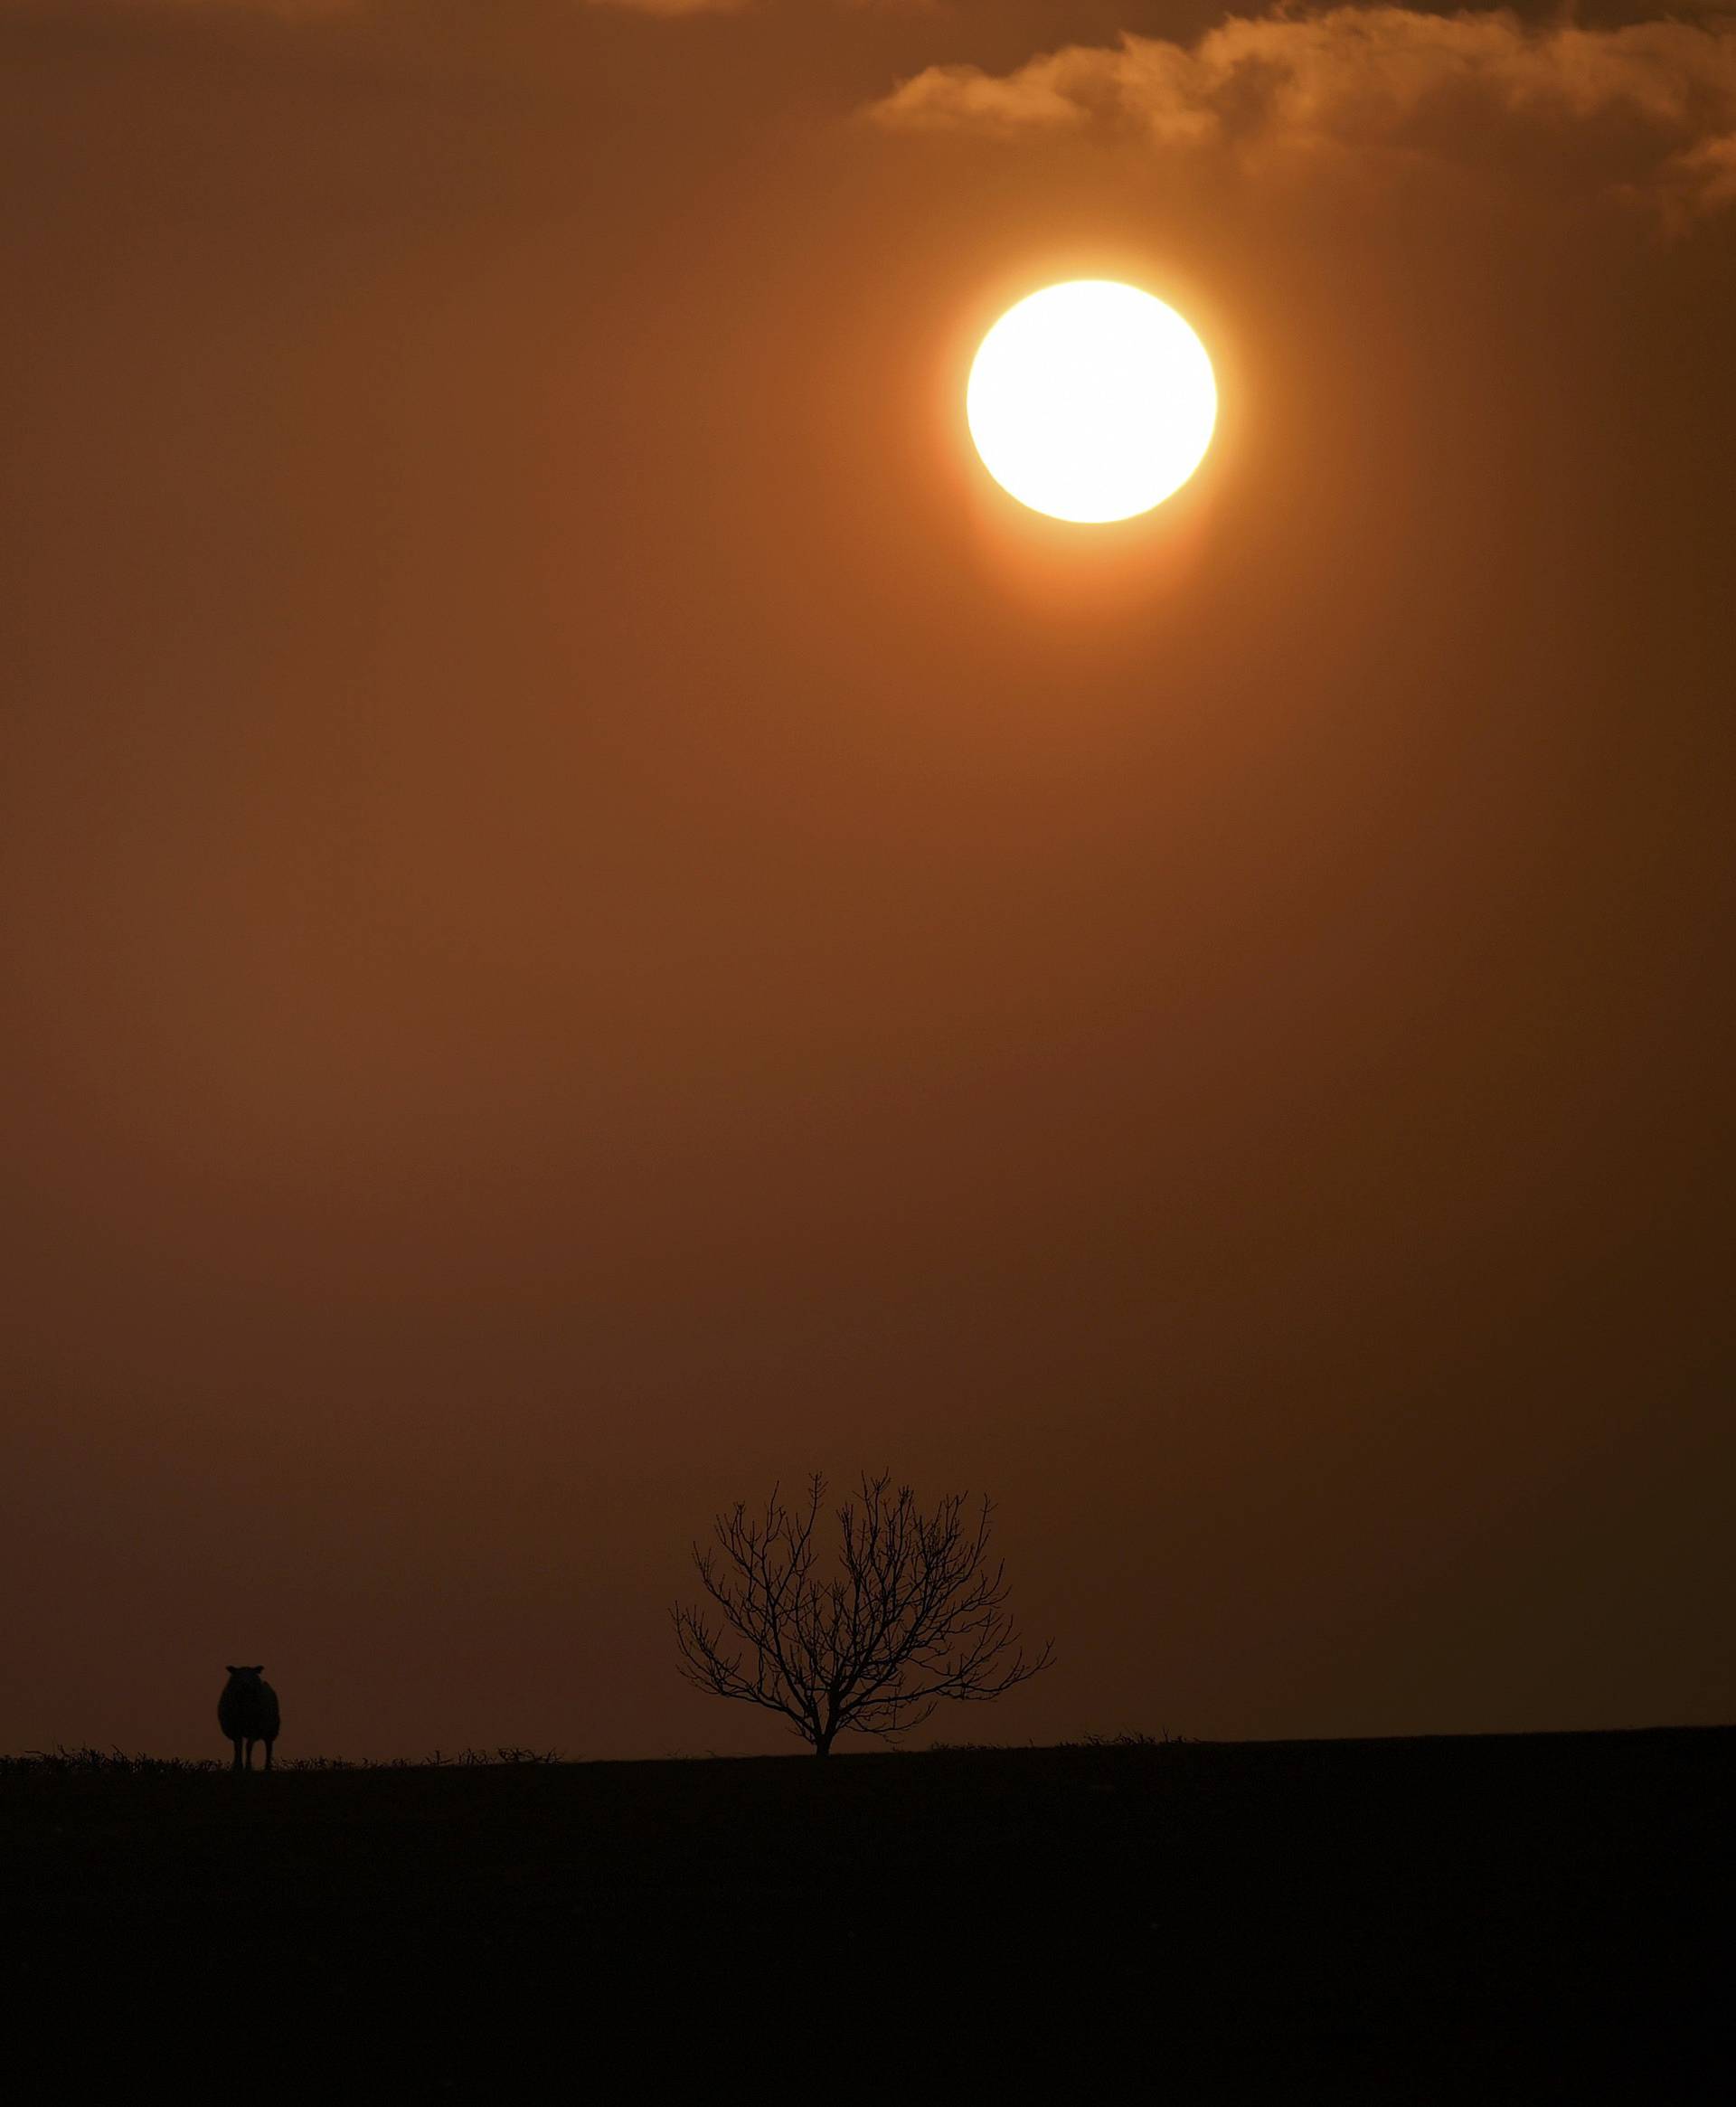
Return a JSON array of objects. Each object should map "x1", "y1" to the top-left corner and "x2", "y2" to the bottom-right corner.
[{"x1": 673, "y1": 1472, "x2": 1052, "y2": 1756}]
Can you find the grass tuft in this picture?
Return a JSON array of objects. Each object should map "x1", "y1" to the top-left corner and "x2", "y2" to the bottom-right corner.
[{"x1": 0, "y1": 1744, "x2": 565, "y2": 1774}]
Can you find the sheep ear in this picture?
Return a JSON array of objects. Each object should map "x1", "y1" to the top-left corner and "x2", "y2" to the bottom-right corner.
[
  {"x1": 252, "y1": 1666, "x2": 264, "y2": 1674},
  {"x1": 225, "y1": 1665, "x2": 237, "y2": 1675}
]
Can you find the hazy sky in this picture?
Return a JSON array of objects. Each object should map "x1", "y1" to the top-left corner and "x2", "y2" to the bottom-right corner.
[{"x1": 3, "y1": 0, "x2": 1731, "y2": 1759}]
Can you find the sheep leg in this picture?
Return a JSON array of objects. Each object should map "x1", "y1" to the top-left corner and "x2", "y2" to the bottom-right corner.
[
  {"x1": 231, "y1": 1738, "x2": 243, "y2": 1774},
  {"x1": 263, "y1": 1738, "x2": 274, "y2": 1773}
]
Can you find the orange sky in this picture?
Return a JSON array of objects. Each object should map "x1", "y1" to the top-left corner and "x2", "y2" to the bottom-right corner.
[{"x1": 2, "y1": 0, "x2": 1731, "y2": 1759}]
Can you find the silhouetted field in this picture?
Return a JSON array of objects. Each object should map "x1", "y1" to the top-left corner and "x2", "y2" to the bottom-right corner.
[{"x1": 7, "y1": 1728, "x2": 1726, "y2": 2094}]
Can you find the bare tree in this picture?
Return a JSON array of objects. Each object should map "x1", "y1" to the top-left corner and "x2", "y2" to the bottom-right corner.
[{"x1": 673, "y1": 1472, "x2": 1052, "y2": 1757}]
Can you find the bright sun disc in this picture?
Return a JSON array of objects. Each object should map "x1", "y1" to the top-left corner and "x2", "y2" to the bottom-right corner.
[{"x1": 967, "y1": 281, "x2": 1217, "y2": 524}]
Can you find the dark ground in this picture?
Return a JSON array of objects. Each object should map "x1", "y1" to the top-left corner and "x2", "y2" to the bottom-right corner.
[{"x1": 6, "y1": 1727, "x2": 1728, "y2": 2096}]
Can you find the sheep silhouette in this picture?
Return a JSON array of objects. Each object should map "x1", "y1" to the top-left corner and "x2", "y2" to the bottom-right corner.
[{"x1": 218, "y1": 1666, "x2": 280, "y2": 1772}]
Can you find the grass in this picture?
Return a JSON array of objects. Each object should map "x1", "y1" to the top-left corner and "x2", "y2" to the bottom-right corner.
[
  {"x1": 5, "y1": 1724, "x2": 1726, "y2": 2093},
  {"x1": 1, "y1": 1744, "x2": 565, "y2": 1775},
  {"x1": 5, "y1": 1729, "x2": 1184, "y2": 1772}
]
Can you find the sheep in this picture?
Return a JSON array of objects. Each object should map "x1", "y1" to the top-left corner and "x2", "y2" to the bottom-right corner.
[{"x1": 218, "y1": 1666, "x2": 280, "y2": 1772}]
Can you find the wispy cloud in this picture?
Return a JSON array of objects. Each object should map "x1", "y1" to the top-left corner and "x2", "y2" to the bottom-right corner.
[{"x1": 867, "y1": 7, "x2": 1736, "y2": 218}]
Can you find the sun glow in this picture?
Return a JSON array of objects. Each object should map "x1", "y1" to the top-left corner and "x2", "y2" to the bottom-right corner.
[{"x1": 967, "y1": 281, "x2": 1217, "y2": 524}]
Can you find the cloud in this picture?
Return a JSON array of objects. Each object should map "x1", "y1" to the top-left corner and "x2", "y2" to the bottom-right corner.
[
  {"x1": 866, "y1": 7, "x2": 1736, "y2": 217},
  {"x1": 152, "y1": 0, "x2": 354, "y2": 14},
  {"x1": 575, "y1": 0, "x2": 751, "y2": 13},
  {"x1": 0, "y1": 0, "x2": 358, "y2": 16},
  {"x1": 12, "y1": 0, "x2": 754, "y2": 14}
]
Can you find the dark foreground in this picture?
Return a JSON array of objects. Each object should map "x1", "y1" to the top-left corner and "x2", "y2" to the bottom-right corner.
[{"x1": 7, "y1": 1728, "x2": 1728, "y2": 2095}]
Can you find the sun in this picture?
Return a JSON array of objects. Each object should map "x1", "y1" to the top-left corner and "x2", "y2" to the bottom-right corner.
[{"x1": 967, "y1": 281, "x2": 1217, "y2": 524}]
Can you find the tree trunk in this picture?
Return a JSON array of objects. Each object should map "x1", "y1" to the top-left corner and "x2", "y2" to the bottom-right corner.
[{"x1": 813, "y1": 1732, "x2": 835, "y2": 1758}]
